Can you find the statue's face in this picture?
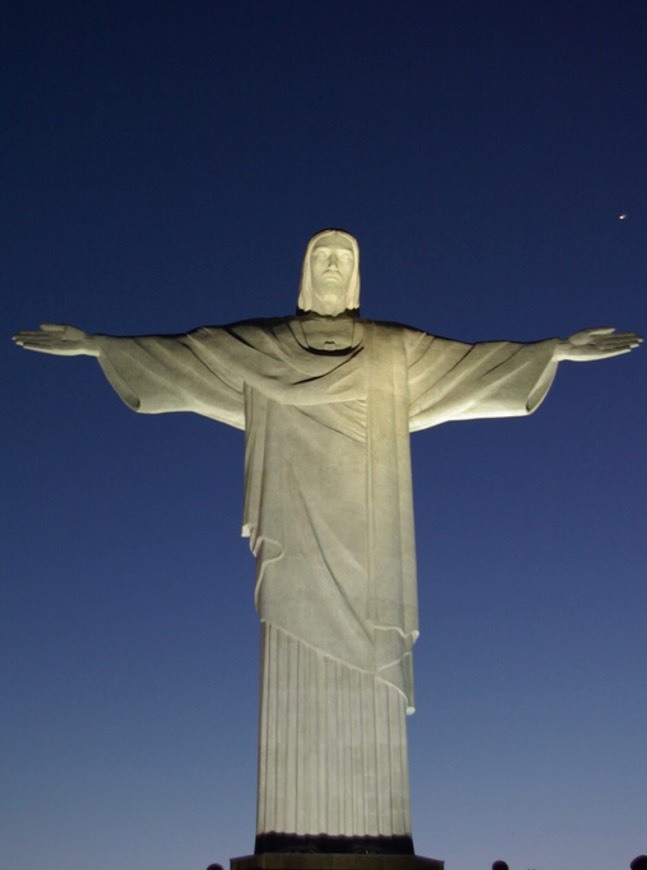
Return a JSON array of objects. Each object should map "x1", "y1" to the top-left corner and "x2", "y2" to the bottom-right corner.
[{"x1": 309, "y1": 232, "x2": 355, "y2": 316}]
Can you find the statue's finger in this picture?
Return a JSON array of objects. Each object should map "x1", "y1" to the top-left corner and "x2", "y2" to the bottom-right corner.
[
  {"x1": 606, "y1": 337, "x2": 641, "y2": 348},
  {"x1": 16, "y1": 333, "x2": 50, "y2": 342},
  {"x1": 13, "y1": 332, "x2": 49, "y2": 342},
  {"x1": 611, "y1": 332, "x2": 642, "y2": 344},
  {"x1": 19, "y1": 343, "x2": 63, "y2": 354}
]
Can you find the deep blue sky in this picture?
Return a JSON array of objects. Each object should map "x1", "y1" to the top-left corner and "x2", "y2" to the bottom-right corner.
[{"x1": 2, "y1": 3, "x2": 645, "y2": 869}]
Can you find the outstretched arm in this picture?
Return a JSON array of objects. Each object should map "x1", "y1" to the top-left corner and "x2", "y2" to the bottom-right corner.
[
  {"x1": 554, "y1": 327, "x2": 642, "y2": 362},
  {"x1": 13, "y1": 322, "x2": 247, "y2": 427},
  {"x1": 12, "y1": 323, "x2": 100, "y2": 357}
]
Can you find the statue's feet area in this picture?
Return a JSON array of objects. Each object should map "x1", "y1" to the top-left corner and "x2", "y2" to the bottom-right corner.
[{"x1": 254, "y1": 834, "x2": 415, "y2": 855}]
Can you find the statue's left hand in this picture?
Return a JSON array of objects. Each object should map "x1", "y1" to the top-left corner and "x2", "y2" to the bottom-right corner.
[
  {"x1": 12, "y1": 323, "x2": 100, "y2": 357},
  {"x1": 555, "y1": 327, "x2": 642, "y2": 362}
]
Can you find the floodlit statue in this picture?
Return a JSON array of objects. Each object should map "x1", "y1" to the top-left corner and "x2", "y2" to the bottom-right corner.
[{"x1": 13, "y1": 229, "x2": 641, "y2": 857}]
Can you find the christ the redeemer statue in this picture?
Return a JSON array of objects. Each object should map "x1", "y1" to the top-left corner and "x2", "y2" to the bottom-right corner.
[{"x1": 14, "y1": 229, "x2": 641, "y2": 858}]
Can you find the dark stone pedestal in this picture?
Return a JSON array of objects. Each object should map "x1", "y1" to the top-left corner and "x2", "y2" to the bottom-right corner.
[{"x1": 231, "y1": 854, "x2": 444, "y2": 870}]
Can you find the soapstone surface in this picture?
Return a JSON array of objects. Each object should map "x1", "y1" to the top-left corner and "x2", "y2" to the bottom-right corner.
[{"x1": 13, "y1": 230, "x2": 641, "y2": 852}]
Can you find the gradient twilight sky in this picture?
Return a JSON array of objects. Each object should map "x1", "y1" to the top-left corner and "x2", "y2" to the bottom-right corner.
[{"x1": 2, "y1": 3, "x2": 646, "y2": 869}]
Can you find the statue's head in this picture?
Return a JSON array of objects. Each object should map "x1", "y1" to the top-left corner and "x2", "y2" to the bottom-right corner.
[{"x1": 297, "y1": 229, "x2": 360, "y2": 316}]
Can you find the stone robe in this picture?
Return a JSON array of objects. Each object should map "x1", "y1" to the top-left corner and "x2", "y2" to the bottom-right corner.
[{"x1": 95, "y1": 315, "x2": 558, "y2": 847}]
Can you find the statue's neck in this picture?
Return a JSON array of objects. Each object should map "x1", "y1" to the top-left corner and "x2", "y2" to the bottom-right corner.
[{"x1": 293, "y1": 313, "x2": 362, "y2": 353}]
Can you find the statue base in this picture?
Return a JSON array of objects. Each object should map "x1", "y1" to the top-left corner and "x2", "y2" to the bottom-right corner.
[{"x1": 231, "y1": 854, "x2": 444, "y2": 870}]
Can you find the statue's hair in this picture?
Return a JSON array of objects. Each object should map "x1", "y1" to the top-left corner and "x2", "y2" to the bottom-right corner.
[{"x1": 297, "y1": 228, "x2": 360, "y2": 313}]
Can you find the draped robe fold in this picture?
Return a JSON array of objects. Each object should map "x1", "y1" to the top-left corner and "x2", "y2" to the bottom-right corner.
[{"x1": 95, "y1": 316, "x2": 558, "y2": 844}]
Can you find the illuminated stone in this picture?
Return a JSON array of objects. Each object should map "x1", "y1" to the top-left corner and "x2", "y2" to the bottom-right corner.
[{"x1": 13, "y1": 232, "x2": 642, "y2": 859}]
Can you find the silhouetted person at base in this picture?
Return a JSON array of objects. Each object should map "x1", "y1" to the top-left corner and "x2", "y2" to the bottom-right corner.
[
  {"x1": 492, "y1": 862, "x2": 509, "y2": 870},
  {"x1": 631, "y1": 856, "x2": 647, "y2": 870}
]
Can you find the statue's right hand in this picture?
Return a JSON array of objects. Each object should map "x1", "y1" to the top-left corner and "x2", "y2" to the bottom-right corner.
[{"x1": 12, "y1": 323, "x2": 100, "y2": 357}]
